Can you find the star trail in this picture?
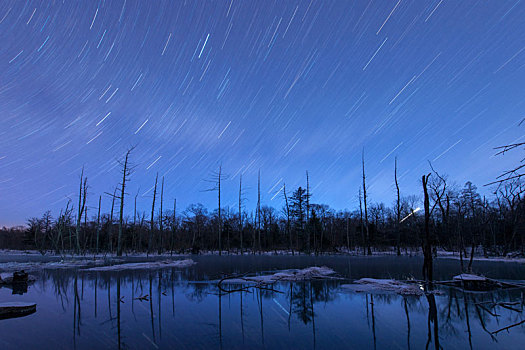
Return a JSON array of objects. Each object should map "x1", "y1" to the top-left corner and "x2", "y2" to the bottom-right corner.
[{"x1": 1, "y1": 0, "x2": 524, "y2": 226}]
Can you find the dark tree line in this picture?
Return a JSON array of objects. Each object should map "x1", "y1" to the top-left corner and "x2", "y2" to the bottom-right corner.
[{"x1": 1, "y1": 147, "x2": 524, "y2": 270}]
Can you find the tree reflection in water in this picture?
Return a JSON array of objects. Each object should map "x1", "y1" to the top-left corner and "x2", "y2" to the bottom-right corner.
[{"x1": 2, "y1": 267, "x2": 525, "y2": 349}]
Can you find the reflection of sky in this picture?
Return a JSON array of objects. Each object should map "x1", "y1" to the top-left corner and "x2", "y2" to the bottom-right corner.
[
  {"x1": 1, "y1": 1, "x2": 524, "y2": 225},
  {"x1": 1, "y1": 256, "x2": 525, "y2": 348}
]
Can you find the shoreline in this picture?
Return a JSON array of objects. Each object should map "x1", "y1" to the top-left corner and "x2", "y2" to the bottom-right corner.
[{"x1": 1, "y1": 248, "x2": 524, "y2": 264}]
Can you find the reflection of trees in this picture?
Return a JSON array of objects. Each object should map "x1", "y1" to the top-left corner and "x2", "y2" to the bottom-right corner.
[
  {"x1": 425, "y1": 294, "x2": 440, "y2": 350},
  {"x1": 291, "y1": 282, "x2": 314, "y2": 324},
  {"x1": 73, "y1": 274, "x2": 81, "y2": 341},
  {"x1": 286, "y1": 281, "x2": 339, "y2": 325},
  {"x1": 23, "y1": 267, "x2": 525, "y2": 349}
]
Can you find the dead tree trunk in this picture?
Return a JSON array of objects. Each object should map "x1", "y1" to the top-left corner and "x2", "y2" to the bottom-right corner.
[
  {"x1": 257, "y1": 170, "x2": 261, "y2": 252},
  {"x1": 422, "y1": 174, "x2": 433, "y2": 283},
  {"x1": 218, "y1": 166, "x2": 222, "y2": 256},
  {"x1": 284, "y1": 184, "x2": 293, "y2": 255},
  {"x1": 133, "y1": 191, "x2": 138, "y2": 251},
  {"x1": 395, "y1": 157, "x2": 401, "y2": 256},
  {"x1": 306, "y1": 171, "x2": 311, "y2": 253},
  {"x1": 117, "y1": 148, "x2": 133, "y2": 257},
  {"x1": 158, "y1": 177, "x2": 164, "y2": 255},
  {"x1": 96, "y1": 195, "x2": 101, "y2": 254},
  {"x1": 362, "y1": 151, "x2": 371, "y2": 255},
  {"x1": 109, "y1": 187, "x2": 116, "y2": 253},
  {"x1": 171, "y1": 199, "x2": 176, "y2": 254},
  {"x1": 239, "y1": 175, "x2": 243, "y2": 254},
  {"x1": 75, "y1": 167, "x2": 87, "y2": 254},
  {"x1": 359, "y1": 188, "x2": 365, "y2": 254},
  {"x1": 148, "y1": 173, "x2": 158, "y2": 255}
]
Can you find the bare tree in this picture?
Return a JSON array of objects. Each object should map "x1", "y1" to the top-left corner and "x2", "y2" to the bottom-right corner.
[
  {"x1": 359, "y1": 188, "x2": 365, "y2": 254},
  {"x1": 362, "y1": 150, "x2": 371, "y2": 255},
  {"x1": 204, "y1": 165, "x2": 224, "y2": 255},
  {"x1": 117, "y1": 147, "x2": 134, "y2": 257},
  {"x1": 75, "y1": 167, "x2": 87, "y2": 254},
  {"x1": 133, "y1": 189, "x2": 138, "y2": 251},
  {"x1": 170, "y1": 198, "x2": 177, "y2": 254},
  {"x1": 239, "y1": 175, "x2": 244, "y2": 254},
  {"x1": 395, "y1": 157, "x2": 401, "y2": 255},
  {"x1": 257, "y1": 170, "x2": 261, "y2": 252},
  {"x1": 96, "y1": 195, "x2": 101, "y2": 254},
  {"x1": 148, "y1": 173, "x2": 158, "y2": 255},
  {"x1": 108, "y1": 187, "x2": 117, "y2": 253},
  {"x1": 422, "y1": 173, "x2": 432, "y2": 283},
  {"x1": 489, "y1": 142, "x2": 525, "y2": 185},
  {"x1": 158, "y1": 176, "x2": 164, "y2": 255},
  {"x1": 283, "y1": 183, "x2": 293, "y2": 255},
  {"x1": 306, "y1": 171, "x2": 311, "y2": 252}
]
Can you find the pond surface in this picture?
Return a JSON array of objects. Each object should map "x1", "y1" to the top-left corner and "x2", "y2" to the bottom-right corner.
[{"x1": 1, "y1": 255, "x2": 525, "y2": 349}]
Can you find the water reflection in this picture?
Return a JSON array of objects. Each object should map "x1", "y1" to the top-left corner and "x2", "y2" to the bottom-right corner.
[{"x1": 1, "y1": 260, "x2": 525, "y2": 349}]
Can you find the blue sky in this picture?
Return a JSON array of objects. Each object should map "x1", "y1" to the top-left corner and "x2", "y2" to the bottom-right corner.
[{"x1": 1, "y1": 0, "x2": 524, "y2": 226}]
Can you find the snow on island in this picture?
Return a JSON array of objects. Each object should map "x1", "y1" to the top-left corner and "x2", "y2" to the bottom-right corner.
[
  {"x1": 452, "y1": 273, "x2": 487, "y2": 281},
  {"x1": 83, "y1": 259, "x2": 195, "y2": 271},
  {"x1": 341, "y1": 278, "x2": 424, "y2": 296},
  {"x1": 0, "y1": 259, "x2": 119, "y2": 272},
  {"x1": 222, "y1": 266, "x2": 336, "y2": 284}
]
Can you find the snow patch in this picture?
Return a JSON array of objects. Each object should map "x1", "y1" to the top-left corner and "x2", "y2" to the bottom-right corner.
[
  {"x1": 341, "y1": 278, "x2": 424, "y2": 296},
  {"x1": 452, "y1": 273, "x2": 487, "y2": 281},
  {"x1": 83, "y1": 259, "x2": 195, "y2": 271},
  {"x1": 223, "y1": 266, "x2": 335, "y2": 284},
  {"x1": 0, "y1": 259, "x2": 111, "y2": 272}
]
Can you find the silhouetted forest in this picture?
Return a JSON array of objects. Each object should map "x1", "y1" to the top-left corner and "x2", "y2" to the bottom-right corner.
[{"x1": 1, "y1": 144, "x2": 524, "y2": 268}]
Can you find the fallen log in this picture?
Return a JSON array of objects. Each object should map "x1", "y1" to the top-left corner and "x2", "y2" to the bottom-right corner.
[{"x1": 0, "y1": 302, "x2": 37, "y2": 320}]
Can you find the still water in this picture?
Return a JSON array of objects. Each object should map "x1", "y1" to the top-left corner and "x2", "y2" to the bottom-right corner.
[{"x1": 1, "y1": 255, "x2": 525, "y2": 349}]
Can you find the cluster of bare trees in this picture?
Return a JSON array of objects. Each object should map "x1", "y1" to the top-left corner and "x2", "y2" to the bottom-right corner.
[{"x1": 1, "y1": 146, "x2": 524, "y2": 265}]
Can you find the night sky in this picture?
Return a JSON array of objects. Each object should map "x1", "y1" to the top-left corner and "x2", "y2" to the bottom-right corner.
[{"x1": 1, "y1": 0, "x2": 524, "y2": 226}]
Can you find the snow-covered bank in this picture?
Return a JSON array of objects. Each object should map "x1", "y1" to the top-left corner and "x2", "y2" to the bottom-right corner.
[
  {"x1": 83, "y1": 259, "x2": 195, "y2": 271},
  {"x1": 2, "y1": 248, "x2": 525, "y2": 263},
  {"x1": 341, "y1": 278, "x2": 425, "y2": 296},
  {"x1": 0, "y1": 258, "x2": 196, "y2": 273},
  {"x1": 0, "y1": 259, "x2": 113, "y2": 272}
]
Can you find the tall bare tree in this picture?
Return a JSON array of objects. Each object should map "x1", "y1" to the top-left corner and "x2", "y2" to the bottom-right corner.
[
  {"x1": 306, "y1": 171, "x2": 311, "y2": 252},
  {"x1": 204, "y1": 165, "x2": 224, "y2": 255},
  {"x1": 395, "y1": 157, "x2": 401, "y2": 256},
  {"x1": 218, "y1": 166, "x2": 222, "y2": 255},
  {"x1": 108, "y1": 187, "x2": 117, "y2": 253},
  {"x1": 96, "y1": 195, "x2": 101, "y2": 254},
  {"x1": 158, "y1": 176, "x2": 164, "y2": 255},
  {"x1": 422, "y1": 173, "x2": 432, "y2": 283},
  {"x1": 239, "y1": 175, "x2": 244, "y2": 254},
  {"x1": 148, "y1": 173, "x2": 158, "y2": 255},
  {"x1": 362, "y1": 150, "x2": 371, "y2": 255},
  {"x1": 170, "y1": 198, "x2": 177, "y2": 254},
  {"x1": 117, "y1": 147, "x2": 134, "y2": 257},
  {"x1": 75, "y1": 167, "x2": 87, "y2": 254},
  {"x1": 283, "y1": 183, "x2": 293, "y2": 255},
  {"x1": 257, "y1": 170, "x2": 261, "y2": 252}
]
